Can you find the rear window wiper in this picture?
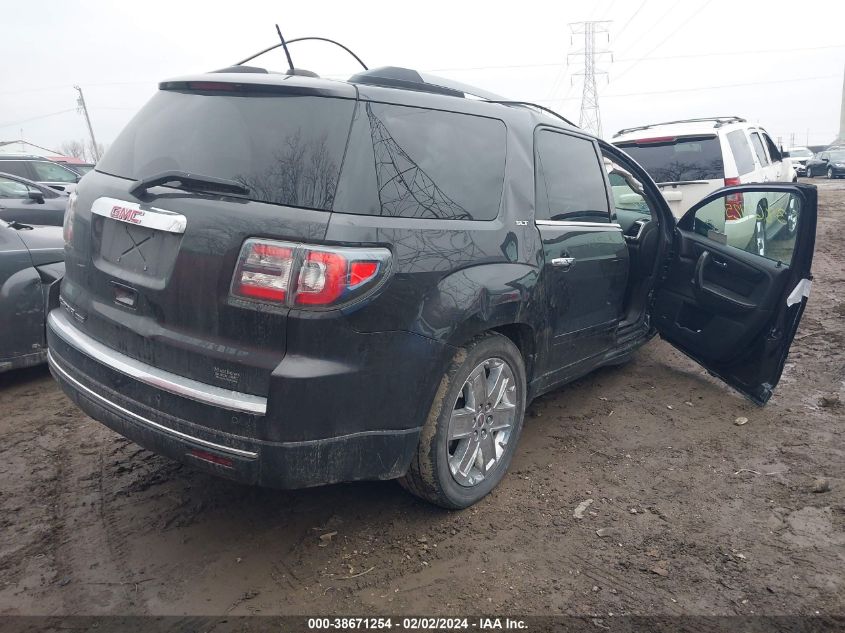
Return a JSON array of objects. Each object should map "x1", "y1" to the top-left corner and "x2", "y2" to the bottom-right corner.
[{"x1": 130, "y1": 170, "x2": 250, "y2": 198}]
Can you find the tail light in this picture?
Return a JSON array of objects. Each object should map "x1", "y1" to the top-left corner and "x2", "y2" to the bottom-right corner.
[
  {"x1": 63, "y1": 192, "x2": 77, "y2": 245},
  {"x1": 723, "y1": 177, "x2": 744, "y2": 221},
  {"x1": 231, "y1": 239, "x2": 391, "y2": 309}
]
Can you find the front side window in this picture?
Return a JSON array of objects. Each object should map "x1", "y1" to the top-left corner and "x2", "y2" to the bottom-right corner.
[
  {"x1": 750, "y1": 132, "x2": 770, "y2": 166},
  {"x1": 535, "y1": 130, "x2": 609, "y2": 222},
  {"x1": 691, "y1": 189, "x2": 800, "y2": 263},
  {"x1": 727, "y1": 129, "x2": 756, "y2": 176},
  {"x1": 0, "y1": 176, "x2": 31, "y2": 198},
  {"x1": 31, "y1": 161, "x2": 79, "y2": 183},
  {"x1": 335, "y1": 102, "x2": 506, "y2": 220}
]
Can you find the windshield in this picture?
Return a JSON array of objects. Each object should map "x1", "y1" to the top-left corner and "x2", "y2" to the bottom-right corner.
[
  {"x1": 97, "y1": 90, "x2": 356, "y2": 211},
  {"x1": 788, "y1": 149, "x2": 812, "y2": 158},
  {"x1": 828, "y1": 151, "x2": 845, "y2": 161},
  {"x1": 615, "y1": 135, "x2": 724, "y2": 182}
]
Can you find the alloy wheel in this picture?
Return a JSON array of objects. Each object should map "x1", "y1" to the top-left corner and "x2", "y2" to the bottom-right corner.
[
  {"x1": 447, "y1": 357, "x2": 518, "y2": 487},
  {"x1": 829, "y1": 167, "x2": 835, "y2": 179}
]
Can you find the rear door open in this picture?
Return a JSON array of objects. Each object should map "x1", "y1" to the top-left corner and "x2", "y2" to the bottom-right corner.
[{"x1": 653, "y1": 183, "x2": 817, "y2": 404}]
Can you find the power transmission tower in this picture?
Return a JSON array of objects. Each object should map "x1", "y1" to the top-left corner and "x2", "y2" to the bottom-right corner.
[
  {"x1": 74, "y1": 85, "x2": 101, "y2": 162},
  {"x1": 568, "y1": 21, "x2": 612, "y2": 138}
]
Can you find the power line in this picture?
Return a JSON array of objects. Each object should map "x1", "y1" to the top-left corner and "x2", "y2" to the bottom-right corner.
[
  {"x1": 614, "y1": 0, "x2": 647, "y2": 44},
  {"x1": 611, "y1": 0, "x2": 714, "y2": 85},
  {"x1": 0, "y1": 109, "x2": 76, "y2": 130},
  {"x1": 537, "y1": 73, "x2": 839, "y2": 101},
  {"x1": 421, "y1": 44, "x2": 844, "y2": 74}
]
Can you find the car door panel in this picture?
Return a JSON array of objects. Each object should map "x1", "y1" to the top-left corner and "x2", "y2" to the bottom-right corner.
[
  {"x1": 654, "y1": 233, "x2": 790, "y2": 361},
  {"x1": 654, "y1": 183, "x2": 816, "y2": 404},
  {"x1": 538, "y1": 222, "x2": 628, "y2": 365},
  {"x1": 0, "y1": 226, "x2": 45, "y2": 368}
]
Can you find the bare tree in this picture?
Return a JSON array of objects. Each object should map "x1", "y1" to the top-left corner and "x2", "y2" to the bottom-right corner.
[
  {"x1": 59, "y1": 139, "x2": 105, "y2": 163},
  {"x1": 60, "y1": 139, "x2": 86, "y2": 160}
]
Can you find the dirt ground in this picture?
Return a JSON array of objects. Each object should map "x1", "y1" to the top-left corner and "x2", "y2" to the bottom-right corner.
[{"x1": 0, "y1": 180, "x2": 842, "y2": 618}]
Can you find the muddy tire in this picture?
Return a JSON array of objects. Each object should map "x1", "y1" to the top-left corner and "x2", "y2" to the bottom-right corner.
[{"x1": 399, "y1": 332, "x2": 526, "y2": 509}]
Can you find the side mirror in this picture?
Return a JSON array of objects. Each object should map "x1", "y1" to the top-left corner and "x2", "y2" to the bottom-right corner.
[
  {"x1": 27, "y1": 190, "x2": 45, "y2": 203},
  {"x1": 821, "y1": 157, "x2": 829, "y2": 162}
]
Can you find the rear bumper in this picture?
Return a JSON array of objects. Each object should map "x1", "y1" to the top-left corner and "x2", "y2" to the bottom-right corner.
[{"x1": 47, "y1": 309, "x2": 424, "y2": 488}]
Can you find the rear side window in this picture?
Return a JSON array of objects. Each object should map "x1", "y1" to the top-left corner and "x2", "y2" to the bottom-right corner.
[
  {"x1": 762, "y1": 133, "x2": 781, "y2": 162},
  {"x1": 534, "y1": 130, "x2": 609, "y2": 222},
  {"x1": 750, "y1": 132, "x2": 769, "y2": 166},
  {"x1": 615, "y1": 135, "x2": 724, "y2": 183},
  {"x1": 727, "y1": 130, "x2": 756, "y2": 176},
  {"x1": 0, "y1": 161, "x2": 30, "y2": 179},
  {"x1": 97, "y1": 90, "x2": 356, "y2": 211},
  {"x1": 334, "y1": 102, "x2": 506, "y2": 220}
]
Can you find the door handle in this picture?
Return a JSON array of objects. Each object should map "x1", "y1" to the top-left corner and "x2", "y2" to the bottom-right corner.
[{"x1": 551, "y1": 257, "x2": 576, "y2": 270}]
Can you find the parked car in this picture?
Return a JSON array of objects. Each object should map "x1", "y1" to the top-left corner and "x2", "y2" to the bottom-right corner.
[
  {"x1": 0, "y1": 155, "x2": 82, "y2": 193},
  {"x1": 0, "y1": 218, "x2": 64, "y2": 373},
  {"x1": 612, "y1": 117, "x2": 797, "y2": 255},
  {"x1": 0, "y1": 172, "x2": 68, "y2": 226},
  {"x1": 786, "y1": 147, "x2": 813, "y2": 175},
  {"x1": 805, "y1": 149, "x2": 845, "y2": 179},
  {"x1": 47, "y1": 67, "x2": 818, "y2": 508}
]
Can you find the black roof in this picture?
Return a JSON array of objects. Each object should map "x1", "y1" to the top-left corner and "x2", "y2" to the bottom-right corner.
[{"x1": 161, "y1": 66, "x2": 580, "y2": 134}]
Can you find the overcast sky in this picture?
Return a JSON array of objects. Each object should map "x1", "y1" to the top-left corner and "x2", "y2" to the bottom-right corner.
[{"x1": 2, "y1": 0, "x2": 843, "y2": 153}]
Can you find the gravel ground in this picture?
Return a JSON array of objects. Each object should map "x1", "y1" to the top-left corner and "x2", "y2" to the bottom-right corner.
[{"x1": 0, "y1": 179, "x2": 842, "y2": 617}]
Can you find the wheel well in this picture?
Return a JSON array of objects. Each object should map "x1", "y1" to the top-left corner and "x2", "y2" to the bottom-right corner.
[{"x1": 490, "y1": 323, "x2": 536, "y2": 383}]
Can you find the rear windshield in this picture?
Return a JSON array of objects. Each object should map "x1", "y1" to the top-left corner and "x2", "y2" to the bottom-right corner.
[
  {"x1": 97, "y1": 90, "x2": 356, "y2": 211},
  {"x1": 615, "y1": 135, "x2": 724, "y2": 183}
]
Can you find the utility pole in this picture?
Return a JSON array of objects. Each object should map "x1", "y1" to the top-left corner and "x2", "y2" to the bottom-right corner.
[
  {"x1": 74, "y1": 85, "x2": 100, "y2": 162},
  {"x1": 568, "y1": 21, "x2": 612, "y2": 138}
]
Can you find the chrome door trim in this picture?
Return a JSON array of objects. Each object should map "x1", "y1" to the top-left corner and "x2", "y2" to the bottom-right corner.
[
  {"x1": 48, "y1": 351, "x2": 258, "y2": 459},
  {"x1": 535, "y1": 220, "x2": 622, "y2": 229},
  {"x1": 48, "y1": 309, "x2": 267, "y2": 415}
]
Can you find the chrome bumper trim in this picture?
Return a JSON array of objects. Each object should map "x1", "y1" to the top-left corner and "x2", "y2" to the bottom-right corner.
[
  {"x1": 47, "y1": 309, "x2": 267, "y2": 415},
  {"x1": 48, "y1": 350, "x2": 259, "y2": 459}
]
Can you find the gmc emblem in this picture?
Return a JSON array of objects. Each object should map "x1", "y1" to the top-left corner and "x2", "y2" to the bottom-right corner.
[{"x1": 110, "y1": 206, "x2": 145, "y2": 224}]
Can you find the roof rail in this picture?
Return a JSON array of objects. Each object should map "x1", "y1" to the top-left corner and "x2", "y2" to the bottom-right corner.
[
  {"x1": 485, "y1": 101, "x2": 578, "y2": 128},
  {"x1": 613, "y1": 116, "x2": 746, "y2": 137}
]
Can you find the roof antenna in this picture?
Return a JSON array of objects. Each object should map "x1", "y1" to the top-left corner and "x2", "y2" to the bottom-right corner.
[{"x1": 275, "y1": 24, "x2": 295, "y2": 72}]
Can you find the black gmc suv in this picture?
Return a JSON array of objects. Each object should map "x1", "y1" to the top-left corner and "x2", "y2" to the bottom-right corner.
[{"x1": 48, "y1": 66, "x2": 817, "y2": 508}]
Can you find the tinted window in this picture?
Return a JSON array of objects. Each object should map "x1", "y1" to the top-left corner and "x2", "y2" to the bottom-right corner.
[
  {"x1": 727, "y1": 130, "x2": 756, "y2": 176},
  {"x1": 334, "y1": 102, "x2": 506, "y2": 220},
  {"x1": 762, "y1": 133, "x2": 781, "y2": 162},
  {"x1": 31, "y1": 161, "x2": 79, "y2": 183},
  {"x1": 535, "y1": 131, "x2": 609, "y2": 222},
  {"x1": 615, "y1": 136, "x2": 724, "y2": 182},
  {"x1": 0, "y1": 161, "x2": 30, "y2": 178},
  {"x1": 98, "y1": 90, "x2": 355, "y2": 211},
  {"x1": 750, "y1": 132, "x2": 769, "y2": 166}
]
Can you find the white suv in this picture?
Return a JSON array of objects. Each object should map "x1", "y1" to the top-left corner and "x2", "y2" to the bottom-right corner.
[{"x1": 612, "y1": 116, "x2": 797, "y2": 256}]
